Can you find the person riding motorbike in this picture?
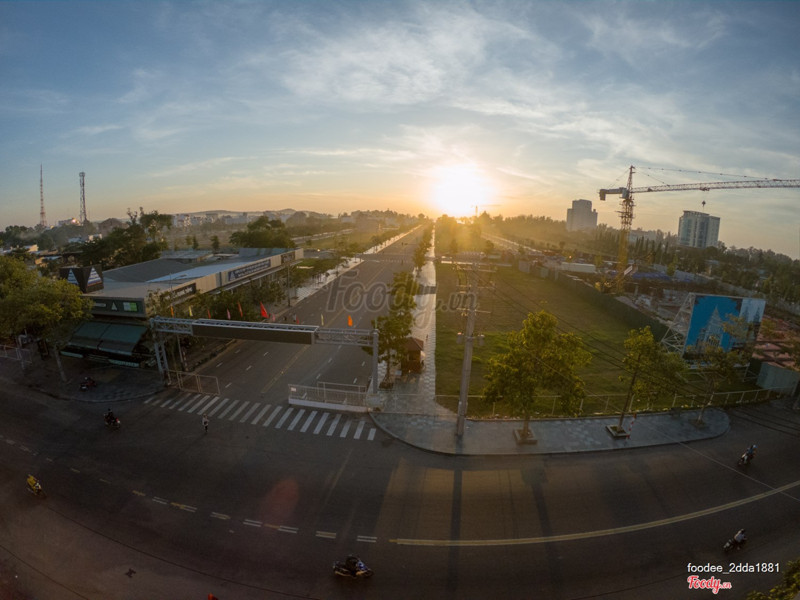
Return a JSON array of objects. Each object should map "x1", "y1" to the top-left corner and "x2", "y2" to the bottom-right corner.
[
  {"x1": 733, "y1": 528, "x2": 747, "y2": 545},
  {"x1": 26, "y1": 474, "x2": 42, "y2": 495},
  {"x1": 745, "y1": 444, "x2": 757, "y2": 460},
  {"x1": 105, "y1": 409, "x2": 116, "y2": 425}
]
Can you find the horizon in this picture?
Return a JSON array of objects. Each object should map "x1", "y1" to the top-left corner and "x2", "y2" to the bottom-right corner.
[{"x1": 1, "y1": 1, "x2": 798, "y2": 258}]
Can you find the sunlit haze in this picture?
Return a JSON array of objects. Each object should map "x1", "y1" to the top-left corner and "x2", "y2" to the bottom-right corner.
[{"x1": 1, "y1": 1, "x2": 798, "y2": 257}]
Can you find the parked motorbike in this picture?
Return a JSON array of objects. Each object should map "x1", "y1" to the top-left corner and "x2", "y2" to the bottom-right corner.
[
  {"x1": 80, "y1": 376, "x2": 97, "y2": 392},
  {"x1": 333, "y1": 555, "x2": 373, "y2": 578},
  {"x1": 723, "y1": 529, "x2": 747, "y2": 553}
]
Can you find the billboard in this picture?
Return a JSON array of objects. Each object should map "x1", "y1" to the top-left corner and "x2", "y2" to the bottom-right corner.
[{"x1": 682, "y1": 295, "x2": 765, "y2": 359}]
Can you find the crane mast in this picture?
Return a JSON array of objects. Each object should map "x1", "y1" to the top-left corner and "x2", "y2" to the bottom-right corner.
[{"x1": 598, "y1": 165, "x2": 800, "y2": 291}]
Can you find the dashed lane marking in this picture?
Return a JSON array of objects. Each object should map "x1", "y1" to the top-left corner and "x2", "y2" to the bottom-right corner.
[
  {"x1": 278, "y1": 526, "x2": 299, "y2": 534},
  {"x1": 171, "y1": 502, "x2": 197, "y2": 513},
  {"x1": 243, "y1": 519, "x2": 262, "y2": 528},
  {"x1": 152, "y1": 497, "x2": 168, "y2": 505},
  {"x1": 357, "y1": 536, "x2": 377, "y2": 543},
  {"x1": 211, "y1": 512, "x2": 230, "y2": 520},
  {"x1": 316, "y1": 531, "x2": 337, "y2": 539}
]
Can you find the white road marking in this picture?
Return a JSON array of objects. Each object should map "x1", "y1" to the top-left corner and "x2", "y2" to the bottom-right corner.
[
  {"x1": 313, "y1": 413, "x2": 329, "y2": 434},
  {"x1": 208, "y1": 398, "x2": 229, "y2": 417},
  {"x1": 217, "y1": 399, "x2": 239, "y2": 419},
  {"x1": 326, "y1": 414, "x2": 342, "y2": 436},
  {"x1": 300, "y1": 411, "x2": 318, "y2": 433},
  {"x1": 275, "y1": 407, "x2": 294, "y2": 429},
  {"x1": 263, "y1": 405, "x2": 283, "y2": 427},
  {"x1": 228, "y1": 400, "x2": 250, "y2": 421},
  {"x1": 287, "y1": 409, "x2": 305, "y2": 431},
  {"x1": 252, "y1": 404, "x2": 271, "y2": 424},
  {"x1": 240, "y1": 403, "x2": 260, "y2": 423}
]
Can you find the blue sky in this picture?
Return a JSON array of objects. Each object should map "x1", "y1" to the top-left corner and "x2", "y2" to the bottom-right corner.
[{"x1": 1, "y1": 1, "x2": 799, "y2": 257}]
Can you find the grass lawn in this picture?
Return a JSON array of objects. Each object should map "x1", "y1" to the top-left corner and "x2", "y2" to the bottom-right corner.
[{"x1": 435, "y1": 262, "x2": 644, "y2": 417}]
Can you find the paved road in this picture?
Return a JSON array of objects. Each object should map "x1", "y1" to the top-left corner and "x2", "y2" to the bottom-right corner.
[{"x1": 1, "y1": 232, "x2": 799, "y2": 599}]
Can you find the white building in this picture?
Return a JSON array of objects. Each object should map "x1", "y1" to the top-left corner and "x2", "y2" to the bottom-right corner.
[
  {"x1": 566, "y1": 199, "x2": 598, "y2": 231},
  {"x1": 677, "y1": 211, "x2": 720, "y2": 249}
]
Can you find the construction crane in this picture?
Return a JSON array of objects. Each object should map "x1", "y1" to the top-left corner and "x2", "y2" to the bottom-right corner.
[{"x1": 598, "y1": 165, "x2": 800, "y2": 290}]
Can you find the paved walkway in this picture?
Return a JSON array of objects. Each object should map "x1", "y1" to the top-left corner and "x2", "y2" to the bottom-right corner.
[{"x1": 0, "y1": 231, "x2": 733, "y2": 456}]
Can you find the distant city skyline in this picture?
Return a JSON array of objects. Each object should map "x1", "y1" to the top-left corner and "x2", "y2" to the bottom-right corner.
[{"x1": 1, "y1": 1, "x2": 798, "y2": 258}]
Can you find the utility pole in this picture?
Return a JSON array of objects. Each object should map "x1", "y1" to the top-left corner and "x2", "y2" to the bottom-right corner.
[
  {"x1": 39, "y1": 165, "x2": 47, "y2": 229},
  {"x1": 455, "y1": 264, "x2": 486, "y2": 437}
]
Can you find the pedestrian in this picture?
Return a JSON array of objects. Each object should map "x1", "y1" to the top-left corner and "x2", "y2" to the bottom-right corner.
[{"x1": 202, "y1": 414, "x2": 209, "y2": 433}]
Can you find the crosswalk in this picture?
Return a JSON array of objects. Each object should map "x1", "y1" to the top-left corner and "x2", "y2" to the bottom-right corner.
[{"x1": 144, "y1": 391, "x2": 379, "y2": 442}]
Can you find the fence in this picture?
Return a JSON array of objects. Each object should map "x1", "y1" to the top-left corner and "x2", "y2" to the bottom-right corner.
[
  {"x1": 287, "y1": 383, "x2": 369, "y2": 409},
  {"x1": 165, "y1": 370, "x2": 220, "y2": 396}
]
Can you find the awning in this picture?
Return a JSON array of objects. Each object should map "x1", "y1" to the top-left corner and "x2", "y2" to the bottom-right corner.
[{"x1": 68, "y1": 322, "x2": 148, "y2": 357}]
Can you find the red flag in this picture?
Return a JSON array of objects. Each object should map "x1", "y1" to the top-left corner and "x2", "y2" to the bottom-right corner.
[
  {"x1": 226, "y1": 308, "x2": 231, "y2": 319},
  {"x1": 260, "y1": 302, "x2": 268, "y2": 318},
  {"x1": 169, "y1": 305, "x2": 174, "y2": 317},
  {"x1": 347, "y1": 315, "x2": 353, "y2": 327},
  {"x1": 207, "y1": 308, "x2": 211, "y2": 319},
  {"x1": 238, "y1": 302, "x2": 243, "y2": 317}
]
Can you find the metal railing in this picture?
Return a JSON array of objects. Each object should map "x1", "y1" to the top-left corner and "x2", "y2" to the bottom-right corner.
[{"x1": 288, "y1": 383, "x2": 368, "y2": 408}]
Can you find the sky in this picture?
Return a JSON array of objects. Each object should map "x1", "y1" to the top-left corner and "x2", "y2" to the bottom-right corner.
[{"x1": 1, "y1": 0, "x2": 799, "y2": 258}]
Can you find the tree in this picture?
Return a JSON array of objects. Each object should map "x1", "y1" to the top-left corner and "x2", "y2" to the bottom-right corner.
[
  {"x1": 745, "y1": 559, "x2": 800, "y2": 600},
  {"x1": 0, "y1": 256, "x2": 92, "y2": 379},
  {"x1": 229, "y1": 217, "x2": 293, "y2": 249},
  {"x1": 483, "y1": 311, "x2": 591, "y2": 440},
  {"x1": 364, "y1": 271, "x2": 418, "y2": 385},
  {"x1": 615, "y1": 327, "x2": 688, "y2": 434},
  {"x1": 211, "y1": 235, "x2": 220, "y2": 254}
]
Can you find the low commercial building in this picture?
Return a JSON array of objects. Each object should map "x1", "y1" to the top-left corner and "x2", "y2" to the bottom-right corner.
[{"x1": 61, "y1": 247, "x2": 301, "y2": 366}]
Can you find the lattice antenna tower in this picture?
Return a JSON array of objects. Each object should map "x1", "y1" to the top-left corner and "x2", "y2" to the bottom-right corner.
[
  {"x1": 79, "y1": 171, "x2": 88, "y2": 224},
  {"x1": 39, "y1": 164, "x2": 48, "y2": 228}
]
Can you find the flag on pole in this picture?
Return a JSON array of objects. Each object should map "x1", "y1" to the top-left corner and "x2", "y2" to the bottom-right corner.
[
  {"x1": 321, "y1": 314, "x2": 324, "y2": 326},
  {"x1": 260, "y1": 302, "x2": 268, "y2": 318},
  {"x1": 207, "y1": 308, "x2": 212, "y2": 319},
  {"x1": 188, "y1": 305, "x2": 193, "y2": 317},
  {"x1": 347, "y1": 315, "x2": 353, "y2": 327},
  {"x1": 226, "y1": 308, "x2": 231, "y2": 320},
  {"x1": 271, "y1": 313, "x2": 276, "y2": 322},
  {"x1": 169, "y1": 305, "x2": 174, "y2": 317},
  {"x1": 238, "y1": 302, "x2": 243, "y2": 317}
]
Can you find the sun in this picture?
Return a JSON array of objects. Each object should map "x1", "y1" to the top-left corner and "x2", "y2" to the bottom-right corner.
[{"x1": 429, "y1": 164, "x2": 495, "y2": 218}]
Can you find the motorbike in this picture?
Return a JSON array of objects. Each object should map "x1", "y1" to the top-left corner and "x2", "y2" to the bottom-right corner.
[
  {"x1": 333, "y1": 555, "x2": 374, "y2": 578},
  {"x1": 26, "y1": 475, "x2": 45, "y2": 498},
  {"x1": 105, "y1": 414, "x2": 121, "y2": 429},
  {"x1": 737, "y1": 452, "x2": 752, "y2": 467},
  {"x1": 80, "y1": 376, "x2": 97, "y2": 392},
  {"x1": 723, "y1": 530, "x2": 747, "y2": 553}
]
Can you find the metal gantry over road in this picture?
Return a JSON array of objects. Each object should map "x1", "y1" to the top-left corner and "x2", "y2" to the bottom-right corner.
[{"x1": 150, "y1": 316, "x2": 380, "y2": 393}]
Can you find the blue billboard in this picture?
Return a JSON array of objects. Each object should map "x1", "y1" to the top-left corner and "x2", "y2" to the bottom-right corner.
[{"x1": 683, "y1": 295, "x2": 765, "y2": 358}]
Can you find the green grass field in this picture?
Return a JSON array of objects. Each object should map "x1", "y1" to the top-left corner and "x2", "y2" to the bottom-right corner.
[{"x1": 435, "y1": 262, "x2": 651, "y2": 417}]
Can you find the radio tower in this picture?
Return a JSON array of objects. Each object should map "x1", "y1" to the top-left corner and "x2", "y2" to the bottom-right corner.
[
  {"x1": 39, "y1": 165, "x2": 48, "y2": 228},
  {"x1": 79, "y1": 171, "x2": 88, "y2": 224}
]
